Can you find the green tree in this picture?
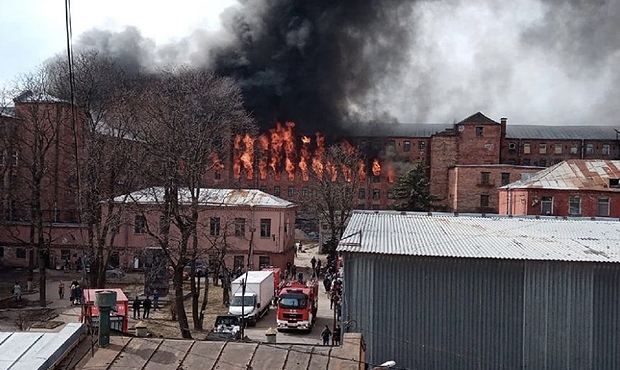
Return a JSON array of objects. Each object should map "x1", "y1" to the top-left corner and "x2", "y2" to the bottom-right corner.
[{"x1": 390, "y1": 165, "x2": 434, "y2": 211}]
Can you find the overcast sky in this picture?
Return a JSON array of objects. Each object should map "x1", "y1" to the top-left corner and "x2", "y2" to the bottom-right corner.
[
  {"x1": 0, "y1": 0, "x2": 236, "y2": 87},
  {"x1": 1, "y1": 0, "x2": 619, "y2": 125}
]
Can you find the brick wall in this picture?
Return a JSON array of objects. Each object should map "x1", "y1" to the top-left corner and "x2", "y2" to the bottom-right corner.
[
  {"x1": 499, "y1": 188, "x2": 620, "y2": 218},
  {"x1": 501, "y1": 139, "x2": 619, "y2": 166},
  {"x1": 448, "y1": 165, "x2": 543, "y2": 213},
  {"x1": 429, "y1": 134, "x2": 458, "y2": 210}
]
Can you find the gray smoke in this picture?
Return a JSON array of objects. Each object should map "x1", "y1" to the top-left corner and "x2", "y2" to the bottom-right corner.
[{"x1": 73, "y1": 0, "x2": 620, "y2": 128}]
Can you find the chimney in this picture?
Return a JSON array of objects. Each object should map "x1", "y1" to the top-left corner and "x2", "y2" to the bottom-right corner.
[
  {"x1": 500, "y1": 117, "x2": 507, "y2": 125},
  {"x1": 500, "y1": 117, "x2": 507, "y2": 142}
]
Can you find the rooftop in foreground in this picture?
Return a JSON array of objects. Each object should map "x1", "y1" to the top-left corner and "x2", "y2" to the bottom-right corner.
[{"x1": 338, "y1": 211, "x2": 620, "y2": 263}]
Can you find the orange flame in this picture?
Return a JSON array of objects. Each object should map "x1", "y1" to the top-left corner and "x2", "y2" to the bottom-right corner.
[
  {"x1": 299, "y1": 136, "x2": 311, "y2": 181},
  {"x1": 233, "y1": 135, "x2": 242, "y2": 180},
  {"x1": 341, "y1": 164, "x2": 352, "y2": 182},
  {"x1": 283, "y1": 122, "x2": 296, "y2": 181},
  {"x1": 358, "y1": 160, "x2": 366, "y2": 182},
  {"x1": 210, "y1": 152, "x2": 224, "y2": 171},
  {"x1": 372, "y1": 159, "x2": 381, "y2": 177},
  {"x1": 387, "y1": 162, "x2": 395, "y2": 183},
  {"x1": 326, "y1": 160, "x2": 338, "y2": 182},
  {"x1": 312, "y1": 133, "x2": 325, "y2": 177},
  {"x1": 240, "y1": 133, "x2": 254, "y2": 180},
  {"x1": 269, "y1": 123, "x2": 284, "y2": 180},
  {"x1": 257, "y1": 134, "x2": 269, "y2": 180}
]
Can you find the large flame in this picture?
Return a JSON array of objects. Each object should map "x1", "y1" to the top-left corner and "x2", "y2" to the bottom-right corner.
[
  {"x1": 257, "y1": 134, "x2": 269, "y2": 180},
  {"x1": 358, "y1": 160, "x2": 366, "y2": 182},
  {"x1": 312, "y1": 132, "x2": 325, "y2": 178},
  {"x1": 299, "y1": 135, "x2": 311, "y2": 181},
  {"x1": 233, "y1": 135, "x2": 242, "y2": 180},
  {"x1": 283, "y1": 122, "x2": 296, "y2": 181},
  {"x1": 269, "y1": 123, "x2": 284, "y2": 180},
  {"x1": 240, "y1": 133, "x2": 254, "y2": 180},
  {"x1": 372, "y1": 159, "x2": 381, "y2": 177},
  {"x1": 387, "y1": 162, "x2": 396, "y2": 183}
]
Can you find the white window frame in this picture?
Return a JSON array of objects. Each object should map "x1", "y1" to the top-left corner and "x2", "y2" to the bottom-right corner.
[
  {"x1": 569, "y1": 196, "x2": 581, "y2": 216},
  {"x1": 541, "y1": 196, "x2": 553, "y2": 215}
]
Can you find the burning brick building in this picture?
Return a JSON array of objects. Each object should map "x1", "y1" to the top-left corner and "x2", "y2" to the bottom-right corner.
[{"x1": 205, "y1": 112, "x2": 620, "y2": 213}]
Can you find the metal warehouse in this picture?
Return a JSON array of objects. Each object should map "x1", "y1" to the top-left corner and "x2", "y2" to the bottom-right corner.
[{"x1": 338, "y1": 211, "x2": 620, "y2": 370}]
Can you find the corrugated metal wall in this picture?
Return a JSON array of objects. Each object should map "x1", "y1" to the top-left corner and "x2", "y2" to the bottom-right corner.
[{"x1": 342, "y1": 254, "x2": 620, "y2": 370}]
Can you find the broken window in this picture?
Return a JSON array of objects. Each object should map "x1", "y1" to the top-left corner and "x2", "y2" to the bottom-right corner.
[{"x1": 475, "y1": 127, "x2": 484, "y2": 137}]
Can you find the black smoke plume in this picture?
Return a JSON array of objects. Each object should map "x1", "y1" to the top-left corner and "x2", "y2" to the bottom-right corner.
[{"x1": 212, "y1": 1, "x2": 414, "y2": 132}]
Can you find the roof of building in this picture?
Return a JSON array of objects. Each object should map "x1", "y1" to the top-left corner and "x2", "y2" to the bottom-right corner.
[
  {"x1": 114, "y1": 187, "x2": 296, "y2": 208},
  {"x1": 337, "y1": 211, "x2": 620, "y2": 263},
  {"x1": 505, "y1": 124, "x2": 619, "y2": 140},
  {"x1": 0, "y1": 323, "x2": 84, "y2": 370},
  {"x1": 13, "y1": 90, "x2": 69, "y2": 104},
  {"x1": 458, "y1": 111, "x2": 500, "y2": 125},
  {"x1": 77, "y1": 334, "x2": 364, "y2": 369},
  {"x1": 502, "y1": 159, "x2": 620, "y2": 191},
  {"x1": 343, "y1": 122, "x2": 452, "y2": 138},
  {"x1": 0, "y1": 106, "x2": 15, "y2": 118}
]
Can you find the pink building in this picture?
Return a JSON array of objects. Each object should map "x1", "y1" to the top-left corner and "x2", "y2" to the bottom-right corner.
[{"x1": 109, "y1": 187, "x2": 298, "y2": 272}]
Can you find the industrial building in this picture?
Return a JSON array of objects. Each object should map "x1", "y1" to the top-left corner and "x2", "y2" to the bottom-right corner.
[
  {"x1": 338, "y1": 211, "x2": 620, "y2": 370},
  {"x1": 499, "y1": 159, "x2": 620, "y2": 217}
]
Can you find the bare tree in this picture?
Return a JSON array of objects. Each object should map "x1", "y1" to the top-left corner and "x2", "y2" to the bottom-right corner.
[
  {"x1": 45, "y1": 51, "x2": 143, "y2": 288},
  {"x1": 301, "y1": 142, "x2": 364, "y2": 256},
  {"x1": 9, "y1": 71, "x2": 70, "y2": 306},
  {"x1": 126, "y1": 68, "x2": 254, "y2": 338}
]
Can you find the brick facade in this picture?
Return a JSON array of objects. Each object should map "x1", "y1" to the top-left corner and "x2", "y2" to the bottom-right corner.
[{"x1": 448, "y1": 165, "x2": 543, "y2": 213}]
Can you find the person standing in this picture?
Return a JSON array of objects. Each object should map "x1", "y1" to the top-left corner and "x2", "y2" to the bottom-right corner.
[
  {"x1": 153, "y1": 289, "x2": 160, "y2": 311},
  {"x1": 316, "y1": 259, "x2": 322, "y2": 277},
  {"x1": 332, "y1": 325, "x2": 342, "y2": 346},
  {"x1": 321, "y1": 325, "x2": 332, "y2": 346},
  {"x1": 12, "y1": 282, "x2": 22, "y2": 302},
  {"x1": 58, "y1": 281, "x2": 65, "y2": 299},
  {"x1": 133, "y1": 296, "x2": 141, "y2": 319},
  {"x1": 310, "y1": 256, "x2": 317, "y2": 272},
  {"x1": 143, "y1": 296, "x2": 152, "y2": 318}
]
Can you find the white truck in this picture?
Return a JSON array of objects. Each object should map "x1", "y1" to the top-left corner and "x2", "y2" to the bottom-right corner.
[{"x1": 228, "y1": 271, "x2": 274, "y2": 326}]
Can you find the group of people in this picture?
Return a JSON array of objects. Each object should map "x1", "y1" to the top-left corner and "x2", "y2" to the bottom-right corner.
[
  {"x1": 284, "y1": 262, "x2": 297, "y2": 281},
  {"x1": 320, "y1": 324, "x2": 342, "y2": 346},
  {"x1": 310, "y1": 256, "x2": 322, "y2": 279},
  {"x1": 132, "y1": 292, "x2": 159, "y2": 319},
  {"x1": 68, "y1": 281, "x2": 83, "y2": 305}
]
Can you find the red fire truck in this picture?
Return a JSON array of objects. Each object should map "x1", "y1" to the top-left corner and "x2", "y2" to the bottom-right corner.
[{"x1": 276, "y1": 280, "x2": 318, "y2": 332}]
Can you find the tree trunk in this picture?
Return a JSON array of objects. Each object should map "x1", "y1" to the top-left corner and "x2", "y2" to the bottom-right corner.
[
  {"x1": 38, "y1": 250, "x2": 46, "y2": 307},
  {"x1": 198, "y1": 274, "x2": 209, "y2": 329},
  {"x1": 222, "y1": 270, "x2": 230, "y2": 306},
  {"x1": 190, "y1": 258, "x2": 200, "y2": 330},
  {"x1": 173, "y1": 265, "x2": 192, "y2": 339}
]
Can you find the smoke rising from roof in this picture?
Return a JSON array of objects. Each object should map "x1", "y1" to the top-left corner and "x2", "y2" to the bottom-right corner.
[{"x1": 73, "y1": 0, "x2": 620, "y2": 129}]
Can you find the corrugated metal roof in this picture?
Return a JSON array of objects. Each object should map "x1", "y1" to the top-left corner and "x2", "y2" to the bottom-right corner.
[
  {"x1": 0, "y1": 323, "x2": 84, "y2": 370},
  {"x1": 77, "y1": 335, "x2": 365, "y2": 369},
  {"x1": 114, "y1": 187, "x2": 296, "y2": 208},
  {"x1": 506, "y1": 125, "x2": 619, "y2": 140},
  {"x1": 503, "y1": 159, "x2": 620, "y2": 191},
  {"x1": 338, "y1": 211, "x2": 620, "y2": 263}
]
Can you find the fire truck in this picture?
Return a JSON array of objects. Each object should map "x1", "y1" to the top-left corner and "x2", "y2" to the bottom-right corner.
[{"x1": 276, "y1": 280, "x2": 319, "y2": 332}]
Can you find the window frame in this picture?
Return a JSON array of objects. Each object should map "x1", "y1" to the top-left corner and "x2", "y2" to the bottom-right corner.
[
  {"x1": 539, "y1": 143, "x2": 547, "y2": 154},
  {"x1": 541, "y1": 196, "x2": 553, "y2": 215},
  {"x1": 358, "y1": 188, "x2": 366, "y2": 200},
  {"x1": 234, "y1": 218, "x2": 246, "y2": 238},
  {"x1": 554, "y1": 144, "x2": 562, "y2": 154},
  {"x1": 569, "y1": 196, "x2": 581, "y2": 216},
  {"x1": 16, "y1": 248, "x2": 26, "y2": 259},
  {"x1": 523, "y1": 143, "x2": 531, "y2": 154},
  {"x1": 602, "y1": 144, "x2": 611, "y2": 156},
  {"x1": 480, "y1": 172, "x2": 491, "y2": 185},
  {"x1": 403, "y1": 140, "x2": 411, "y2": 152},
  {"x1": 260, "y1": 218, "x2": 271, "y2": 238},
  {"x1": 372, "y1": 189, "x2": 380, "y2": 200},
  {"x1": 475, "y1": 126, "x2": 484, "y2": 137},
  {"x1": 134, "y1": 215, "x2": 147, "y2": 234},
  {"x1": 501, "y1": 172, "x2": 510, "y2": 186},
  {"x1": 209, "y1": 217, "x2": 221, "y2": 236},
  {"x1": 273, "y1": 185, "x2": 281, "y2": 196},
  {"x1": 480, "y1": 194, "x2": 490, "y2": 208},
  {"x1": 597, "y1": 197, "x2": 610, "y2": 217}
]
